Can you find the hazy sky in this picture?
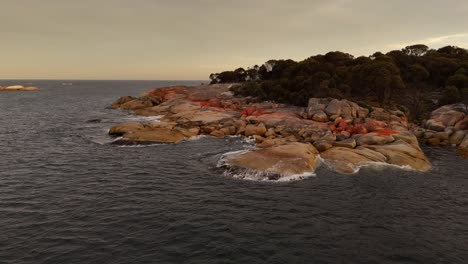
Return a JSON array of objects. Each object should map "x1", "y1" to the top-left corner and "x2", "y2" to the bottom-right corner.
[{"x1": 1, "y1": 0, "x2": 467, "y2": 80}]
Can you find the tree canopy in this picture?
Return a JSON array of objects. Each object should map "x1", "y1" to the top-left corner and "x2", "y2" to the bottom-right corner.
[{"x1": 209, "y1": 45, "x2": 468, "y2": 121}]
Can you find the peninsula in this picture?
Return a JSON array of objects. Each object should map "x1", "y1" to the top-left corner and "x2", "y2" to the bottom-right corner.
[{"x1": 108, "y1": 45, "x2": 468, "y2": 180}]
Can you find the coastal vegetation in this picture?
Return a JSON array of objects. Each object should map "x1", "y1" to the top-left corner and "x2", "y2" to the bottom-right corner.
[{"x1": 209, "y1": 45, "x2": 468, "y2": 122}]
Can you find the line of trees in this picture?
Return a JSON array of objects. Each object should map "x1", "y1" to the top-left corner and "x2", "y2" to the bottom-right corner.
[{"x1": 209, "y1": 45, "x2": 468, "y2": 121}]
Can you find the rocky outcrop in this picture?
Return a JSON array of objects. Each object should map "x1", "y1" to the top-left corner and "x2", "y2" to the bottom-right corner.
[
  {"x1": 220, "y1": 142, "x2": 319, "y2": 180},
  {"x1": 0, "y1": 85, "x2": 40, "y2": 91},
  {"x1": 332, "y1": 138, "x2": 356, "y2": 148},
  {"x1": 244, "y1": 123, "x2": 267, "y2": 137},
  {"x1": 429, "y1": 103, "x2": 467, "y2": 128},
  {"x1": 321, "y1": 138, "x2": 430, "y2": 174},
  {"x1": 414, "y1": 103, "x2": 468, "y2": 158},
  {"x1": 450, "y1": 130, "x2": 467, "y2": 145},
  {"x1": 423, "y1": 103, "x2": 466, "y2": 133},
  {"x1": 365, "y1": 140, "x2": 431, "y2": 172},
  {"x1": 321, "y1": 147, "x2": 387, "y2": 174},
  {"x1": 108, "y1": 121, "x2": 146, "y2": 136},
  {"x1": 109, "y1": 84, "x2": 435, "y2": 179},
  {"x1": 308, "y1": 98, "x2": 369, "y2": 120},
  {"x1": 356, "y1": 132, "x2": 395, "y2": 146}
]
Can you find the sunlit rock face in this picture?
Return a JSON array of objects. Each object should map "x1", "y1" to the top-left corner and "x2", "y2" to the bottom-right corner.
[{"x1": 0, "y1": 85, "x2": 40, "y2": 91}]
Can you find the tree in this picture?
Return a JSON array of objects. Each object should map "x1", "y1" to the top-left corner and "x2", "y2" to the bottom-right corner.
[
  {"x1": 407, "y1": 64, "x2": 430, "y2": 82},
  {"x1": 439, "y1": 86, "x2": 462, "y2": 105},
  {"x1": 324, "y1": 51, "x2": 354, "y2": 65},
  {"x1": 209, "y1": 73, "x2": 219, "y2": 84},
  {"x1": 402, "y1": 44, "x2": 429, "y2": 56},
  {"x1": 223, "y1": 43, "x2": 467, "y2": 121},
  {"x1": 437, "y1": 46, "x2": 468, "y2": 56},
  {"x1": 351, "y1": 61, "x2": 403, "y2": 103},
  {"x1": 447, "y1": 74, "x2": 468, "y2": 88}
]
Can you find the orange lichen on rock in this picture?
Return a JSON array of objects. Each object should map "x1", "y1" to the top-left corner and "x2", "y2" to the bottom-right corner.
[
  {"x1": 329, "y1": 121, "x2": 372, "y2": 136},
  {"x1": 374, "y1": 129, "x2": 398, "y2": 136},
  {"x1": 146, "y1": 86, "x2": 188, "y2": 102},
  {"x1": 196, "y1": 98, "x2": 222, "y2": 108},
  {"x1": 242, "y1": 107, "x2": 265, "y2": 117}
]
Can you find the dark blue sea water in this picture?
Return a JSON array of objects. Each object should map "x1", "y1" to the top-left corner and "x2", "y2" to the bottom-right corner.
[{"x1": 1, "y1": 80, "x2": 468, "y2": 264}]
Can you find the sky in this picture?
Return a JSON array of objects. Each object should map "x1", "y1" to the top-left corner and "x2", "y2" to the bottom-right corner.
[{"x1": 1, "y1": 0, "x2": 467, "y2": 80}]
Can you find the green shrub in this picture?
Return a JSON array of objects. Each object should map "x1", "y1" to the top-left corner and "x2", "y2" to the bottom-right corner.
[{"x1": 439, "y1": 86, "x2": 462, "y2": 105}]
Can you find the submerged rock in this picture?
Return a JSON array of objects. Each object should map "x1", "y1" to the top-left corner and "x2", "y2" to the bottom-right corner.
[{"x1": 115, "y1": 128, "x2": 187, "y2": 144}]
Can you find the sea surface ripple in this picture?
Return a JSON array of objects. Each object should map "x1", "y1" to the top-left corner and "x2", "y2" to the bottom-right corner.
[{"x1": 1, "y1": 80, "x2": 468, "y2": 264}]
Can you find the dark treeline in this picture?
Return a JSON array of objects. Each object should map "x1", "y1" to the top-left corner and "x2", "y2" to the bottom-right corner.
[{"x1": 209, "y1": 44, "x2": 468, "y2": 121}]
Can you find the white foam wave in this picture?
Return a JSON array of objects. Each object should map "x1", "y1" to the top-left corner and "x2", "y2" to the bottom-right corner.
[
  {"x1": 275, "y1": 172, "x2": 316, "y2": 182},
  {"x1": 110, "y1": 136, "x2": 161, "y2": 147},
  {"x1": 112, "y1": 136, "x2": 124, "y2": 142},
  {"x1": 355, "y1": 161, "x2": 414, "y2": 171},
  {"x1": 319, "y1": 155, "x2": 416, "y2": 174},
  {"x1": 121, "y1": 115, "x2": 163, "y2": 122},
  {"x1": 217, "y1": 149, "x2": 250, "y2": 166},
  {"x1": 220, "y1": 167, "x2": 315, "y2": 182},
  {"x1": 243, "y1": 136, "x2": 256, "y2": 144},
  {"x1": 186, "y1": 135, "x2": 208, "y2": 141},
  {"x1": 117, "y1": 144, "x2": 163, "y2": 148}
]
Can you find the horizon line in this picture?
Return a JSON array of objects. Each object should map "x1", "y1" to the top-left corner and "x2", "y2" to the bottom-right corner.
[{"x1": 0, "y1": 79, "x2": 209, "y2": 81}]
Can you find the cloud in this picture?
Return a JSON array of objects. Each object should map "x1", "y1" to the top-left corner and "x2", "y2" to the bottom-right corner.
[
  {"x1": 425, "y1": 33, "x2": 468, "y2": 44},
  {"x1": 1, "y1": 0, "x2": 467, "y2": 79},
  {"x1": 386, "y1": 33, "x2": 468, "y2": 51}
]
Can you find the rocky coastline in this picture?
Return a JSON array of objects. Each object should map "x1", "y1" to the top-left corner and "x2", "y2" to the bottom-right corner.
[
  {"x1": 109, "y1": 84, "x2": 467, "y2": 180},
  {"x1": 414, "y1": 103, "x2": 468, "y2": 158},
  {"x1": 0, "y1": 85, "x2": 40, "y2": 91}
]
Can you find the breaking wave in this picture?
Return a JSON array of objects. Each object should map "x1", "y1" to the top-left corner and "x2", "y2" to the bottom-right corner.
[
  {"x1": 120, "y1": 115, "x2": 163, "y2": 122},
  {"x1": 320, "y1": 156, "x2": 416, "y2": 174}
]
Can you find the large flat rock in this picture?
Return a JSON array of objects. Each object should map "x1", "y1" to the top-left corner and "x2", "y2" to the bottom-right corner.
[{"x1": 221, "y1": 142, "x2": 319, "y2": 180}]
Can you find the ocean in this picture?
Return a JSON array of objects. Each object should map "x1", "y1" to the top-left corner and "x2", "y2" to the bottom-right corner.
[{"x1": 1, "y1": 80, "x2": 467, "y2": 264}]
